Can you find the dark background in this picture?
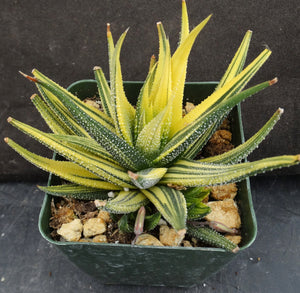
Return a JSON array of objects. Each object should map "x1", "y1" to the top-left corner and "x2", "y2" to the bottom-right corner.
[
  {"x1": 0, "y1": 0, "x2": 299, "y2": 181},
  {"x1": 0, "y1": 2, "x2": 299, "y2": 292}
]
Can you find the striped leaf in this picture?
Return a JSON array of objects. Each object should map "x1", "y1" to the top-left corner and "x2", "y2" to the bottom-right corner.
[
  {"x1": 151, "y1": 23, "x2": 172, "y2": 117},
  {"x1": 216, "y1": 30, "x2": 252, "y2": 89},
  {"x1": 153, "y1": 79, "x2": 275, "y2": 167},
  {"x1": 51, "y1": 134, "x2": 117, "y2": 164},
  {"x1": 30, "y1": 70, "x2": 150, "y2": 170},
  {"x1": 181, "y1": 123, "x2": 219, "y2": 160},
  {"x1": 200, "y1": 108, "x2": 284, "y2": 164},
  {"x1": 141, "y1": 185, "x2": 187, "y2": 231},
  {"x1": 106, "y1": 23, "x2": 115, "y2": 85},
  {"x1": 170, "y1": 14, "x2": 212, "y2": 135},
  {"x1": 161, "y1": 155, "x2": 300, "y2": 187},
  {"x1": 178, "y1": 48, "x2": 272, "y2": 131},
  {"x1": 134, "y1": 63, "x2": 157, "y2": 140},
  {"x1": 31, "y1": 94, "x2": 71, "y2": 135},
  {"x1": 128, "y1": 167, "x2": 168, "y2": 189},
  {"x1": 135, "y1": 108, "x2": 171, "y2": 158},
  {"x1": 5, "y1": 138, "x2": 121, "y2": 190},
  {"x1": 32, "y1": 70, "x2": 115, "y2": 132},
  {"x1": 8, "y1": 118, "x2": 135, "y2": 188},
  {"x1": 187, "y1": 225, "x2": 238, "y2": 252},
  {"x1": 105, "y1": 190, "x2": 149, "y2": 214},
  {"x1": 38, "y1": 184, "x2": 109, "y2": 200},
  {"x1": 94, "y1": 66, "x2": 113, "y2": 118},
  {"x1": 183, "y1": 187, "x2": 211, "y2": 220},
  {"x1": 113, "y1": 30, "x2": 136, "y2": 145},
  {"x1": 36, "y1": 83, "x2": 91, "y2": 137},
  {"x1": 183, "y1": 30, "x2": 253, "y2": 154},
  {"x1": 179, "y1": 0, "x2": 189, "y2": 45}
]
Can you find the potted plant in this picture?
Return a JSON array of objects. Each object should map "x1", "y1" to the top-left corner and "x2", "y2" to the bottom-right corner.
[{"x1": 5, "y1": 0, "x2": 299, "y2": 287}]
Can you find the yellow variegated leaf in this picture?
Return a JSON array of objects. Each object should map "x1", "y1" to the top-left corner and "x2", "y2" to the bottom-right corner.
[
  {"x1": 146, "y1": 22, "x2": 170, "y2": 122},
  {"x1": 5, "y1": 138, "x2": 121, "y2": 190},
  {"x1": 135, "y1": 109, "x2": 166, "y2": 157},
  {"x1": 161, "y1": 156, "x2": 300, "y2": 186},
  {"x1": 170, "y1": 14, "x2": 212, "y2": 135},
  {"x1": 112, "y1": 29, "x2": 136, "y2": 145},
  {"x1": 180, "y1": 49, "x2": 271, "y2": 130},
  {"x1": 94, "y1": 66, "x2": 113, "y2": 118},
  {"x1": 107, "y1": 23, "x2": 115, "y2": 82},
  {"x1": 38, "y1": 184, "x2": 109, "y2": 200},
  {"x1": 8, "y1": 118, "x2": 135, "y2": 188},
  {"x1": 134, "y1": 63, "x2": 158, "y2": 138},
  {"x1": 180, "y1": 0, "x2": 189, "y2": 45},
  {"x1": 105, "y1": 190, "x2": 149, "y2": 214},
  {"x1": 141, "y1": 186, "x2": 187, "y2": 232},
  {"x1": 128, "y1": 167, "x2": 168, "y2": 189},
  {"x1": 31, "y1": 94, "x2": 71, "y2": 135},
  {"x1": 152, "y1": 24, "x2": 172, "y2": 117},
  {"x1": 36, "y1": 84, "x2": 91, "y2": 137},
  {"x1": 52, "y1": 134, "x2": 118, "y2": 164},
  {"x1": 32, "y1": 69, "x2": 115, "y2": 133},
  {"x1": 216, "y1": 30, "x2": 252, "y2": 89}
]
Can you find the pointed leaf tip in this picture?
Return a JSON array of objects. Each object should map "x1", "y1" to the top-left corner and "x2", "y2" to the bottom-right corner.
[
  {"x1": 30, "y1": 94, "x2": 38, "y2": 100},
  {"x1": 19, "y1": 71, "x2": 38, "y2": 82},
  {"x1": 107, "y1": 23, "x2": 111, "y2": 36},
  {"x1": 278, "y1": 107, "x2": 284, "y2": 115},
  {"x1": 269, "y1": 77, "x2": 278, "y2": 85},
  {"x1": 128, "y1": 170, "x2": 139, "y2": 180}
]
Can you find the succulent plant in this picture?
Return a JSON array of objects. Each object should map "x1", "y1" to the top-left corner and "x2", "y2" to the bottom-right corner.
[{"x1": 5, "y1": 0, "x2": 299, "y2": 246}]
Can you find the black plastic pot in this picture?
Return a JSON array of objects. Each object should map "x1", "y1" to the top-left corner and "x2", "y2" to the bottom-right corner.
[{"x1": 38, "y1": 81, "x2": 257, "y2": 287}]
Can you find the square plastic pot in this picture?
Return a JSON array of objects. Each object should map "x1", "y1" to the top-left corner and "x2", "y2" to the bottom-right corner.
[{"x1": 38, "y1": 80, "x2": 257, "y2": 287}]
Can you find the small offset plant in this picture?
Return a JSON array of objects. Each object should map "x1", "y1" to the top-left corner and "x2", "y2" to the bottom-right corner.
[{"x1": 5, "y1": 1, "x2": 299, "y2": 251}]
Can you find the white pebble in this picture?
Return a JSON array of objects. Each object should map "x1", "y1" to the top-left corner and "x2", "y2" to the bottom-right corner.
[{"x1": 108, "y1": 191, "x2": 115, "y2": 198}]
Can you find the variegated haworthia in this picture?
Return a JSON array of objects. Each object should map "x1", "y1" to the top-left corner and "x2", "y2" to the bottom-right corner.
[{"x1": 5, "y1": 1, "x2": 299, "y2": 248}]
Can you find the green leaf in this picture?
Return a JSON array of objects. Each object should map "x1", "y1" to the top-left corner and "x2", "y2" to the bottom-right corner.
[
  {"x1": 35, "y1": 84, "x2": 91, "y2": 137},
  {"x1": 5, "y1": 138, "x2": 121, "y2": 190},
  {"x1": 8, "y1": 118, "x2": 135, "y2": 188},
  {"x1": 112, "y1": 29, "x2": 136, "y2": 145},
  {"x1": 144, "y1": 212, "x2": 161, "y2": 231},
  {"x1": 51, "y1": 134, "x2": 118, "y2": 164},
  {"x1": 32, "y1": 69, "x2": 115, "y2": 131},
  {"x1": 38, "y1": 184, "x2": 109, "y2": 200},
  {"x1": 170, "y1": 14, "x2": 212, "y2": 135},
  {"x1": 183, "y1": 187, "x2": 211, "y2": 220},
  {"x1": 216, "y1": 30, "x2": 252, "y2": 89},
  {"x1": 30, "y1": 94, "x2": 71, "y2": 135},
  {"x1": 154, "y1": 79, "x2": 275, "y2": 167},
  {"x1": 178, "y1": 48, "x2": 272, "y2": 131},
  {"x1": 105, "y1": 190, "x2": 149, "y2": 214},
  {"x1": 118, "y1": 213, "x2": 135, "y2": 233},
  {"x1": 128, "y1": 167, "x2": 168, "y2": 189},
  {"x1": 141, "y1": 185, "x2": 187, "y2": 231},
  {"x1": 31, "y1": 70, "x2": 150, "y2": 170},
  {"x1": 187, "y1": 225, "x2": 238, "y2": 252},
  {"x1": 183, "y1": 186, "x2": 211, "y2": 201},
  {"x1": 161, "y1": 155, "x2": 300, "y2": 187},
  {"x1": 200, "y1": 108, "x2": 283, "y2": 164},
  {"x1": 94, "y1": 66, "x2": 113, "y2": 118}
]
